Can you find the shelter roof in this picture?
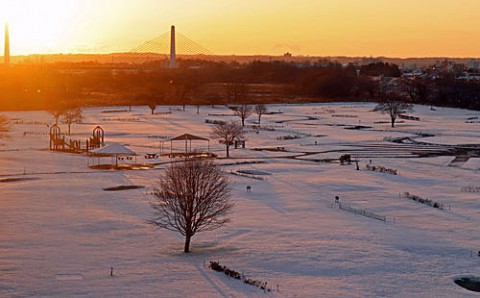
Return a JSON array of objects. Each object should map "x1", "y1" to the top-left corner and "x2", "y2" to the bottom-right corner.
[
  {"x1": 90, "y1": 143, "x2": 136, "y2": 155},
  {"x1": 170, "y1": 133, "x2": 209, "y2": 141}
]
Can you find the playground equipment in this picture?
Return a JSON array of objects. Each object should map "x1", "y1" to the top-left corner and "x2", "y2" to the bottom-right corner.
[
  {"x1": 87, "y1": 126, "x2": 104, "y2": 150},
  {"x1": 49, "y1": 124, "x2": 65, "y2": 151},
  {"x1": 49, "y1": 125, "x2": 105, "y2": 153}
]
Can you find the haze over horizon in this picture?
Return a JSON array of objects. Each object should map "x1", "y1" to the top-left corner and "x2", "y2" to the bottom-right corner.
[{"x1": 2, "y1": 0, "x2": 480, "y2": 58}]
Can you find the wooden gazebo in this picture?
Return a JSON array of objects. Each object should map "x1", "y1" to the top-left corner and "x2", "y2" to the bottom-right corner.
[
  {"x1": 89, "y1": 143, "x2": 137, "y2": 167},
  {"x1": 169, "y1": 133, "x2": 210, "y2": 157}
]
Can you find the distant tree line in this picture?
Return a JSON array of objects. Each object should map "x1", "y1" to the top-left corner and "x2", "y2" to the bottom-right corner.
[{"x1": 0, "y1": 59, "x2": 479, "y2": 110}]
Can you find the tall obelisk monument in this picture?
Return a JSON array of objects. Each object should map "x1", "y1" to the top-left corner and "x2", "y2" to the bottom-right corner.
[
  {"x1": 4, "y1": 23, "x2": 10, "y2": 65},
  {"x1": 169, "y1": 25, "x2": 176, "y2": 69}
]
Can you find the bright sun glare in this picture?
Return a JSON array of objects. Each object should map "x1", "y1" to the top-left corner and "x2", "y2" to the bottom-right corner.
[{"x1": 0, "y1": 0, "x2": 92, "y2": 54}]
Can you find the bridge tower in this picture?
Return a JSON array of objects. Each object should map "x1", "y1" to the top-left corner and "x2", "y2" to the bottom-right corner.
[
  {"x1": 4, "y1": 23, "x2": 10, "y2": 65},
  {"x1": 169, "y1": 25, "x2": 176, "y2": 69}
]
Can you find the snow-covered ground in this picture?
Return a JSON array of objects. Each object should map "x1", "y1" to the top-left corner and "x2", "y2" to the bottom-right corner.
[{"x1": 1, "y1": 103, "x2": 480, "y2": 297}]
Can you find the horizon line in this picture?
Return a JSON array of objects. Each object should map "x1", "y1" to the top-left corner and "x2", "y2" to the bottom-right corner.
[{"x1": 3, "y1": 52, "x2": 480, "y2": 61}]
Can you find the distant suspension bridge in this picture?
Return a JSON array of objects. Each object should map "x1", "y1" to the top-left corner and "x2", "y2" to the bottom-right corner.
[{"x1": 125, "y1": 26, "x2": 214, "y2": 65}]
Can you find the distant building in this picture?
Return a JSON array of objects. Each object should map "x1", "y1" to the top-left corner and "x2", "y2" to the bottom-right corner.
[
  {"x1": 400, "y1": 64, "x2": 419, "y2": 72},
  {"x1": 468, "y1": 59, "x2": 480, "y2": 70},
  {"x1": 401, "y1": 70, "x2": 425, "y2": 79},
  {"x1": 457, "y1": 72, "x2": 480, "y2": 81}
]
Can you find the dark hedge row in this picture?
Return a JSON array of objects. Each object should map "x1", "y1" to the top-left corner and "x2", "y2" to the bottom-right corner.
[{"x1": 209, "y1": 261, "x2": 271, "y2": 292}]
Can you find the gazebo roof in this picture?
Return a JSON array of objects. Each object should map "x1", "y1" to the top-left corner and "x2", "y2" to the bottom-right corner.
[
  {"x1": 170, "y1": 133, "x2": 209, "y2": 141},
  {"x1": 90, "y1": 143, "x2": 136, "y2": 155}
]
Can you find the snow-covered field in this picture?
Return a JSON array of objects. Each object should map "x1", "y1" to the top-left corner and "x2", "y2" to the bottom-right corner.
[{"x1": 1, "y1": 103, "x2": 480, "y2": 297}]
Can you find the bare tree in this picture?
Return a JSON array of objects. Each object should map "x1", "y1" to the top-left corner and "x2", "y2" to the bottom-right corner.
[
  {"x1": 402, "y1": 78, "x2": 418, "y2": 101},
  {"x1": 148, "y1": 101, "x2": 157, "y2": 115},
  {"x1": 149, "y1": 157, "x2": 233, "y2": 253},
  {"x1": 49, "y1": 110, "x2": 61, "y2": 125},
  {"x1": 143, "y1": 85, "x2": 166, "y2": 115},
  {"x1": 225, "y1": 79, "x2": 248, "y2": 103},
  {"x1": 377, "y1": 76, "x2": 392, "y2": 100},
  {"x1": 46, "y1": 78, "x2": 83, "y2": 125},
  {"x1": 402, "y1": 77, "x2": 431, "y2": 104},
  {"x1": 171, "y1": 84, "x2": 187, "y2": 111},
  {"x1": 49, "y1": 105, "x2": 66, "y2": 125},
  {"x1": 182, "y1": 74, "x2": 205, "y2": 113},
  {"x1": 145, "y1": 93, "x2": 162, "y2": 115},
  {"x1": 234, "y1": 105, "x2": 253, "y2": 126},
  {"x1": 63, "y1": 106, "x2": 83, "y2": 135},
  {"x1": 254, "y1": 104, "x2": 267, "y2": 124},
  {"x1": 211, "y1": 122, "x2": 244, "y2": 158},
  {"x1": 373, "y1": 99, "x2": 413, "y2": 128}
]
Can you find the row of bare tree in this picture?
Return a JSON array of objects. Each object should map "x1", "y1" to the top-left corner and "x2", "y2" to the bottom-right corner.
[
  {"x1": 0, "y1": 60, "x2": 414, "y2": 111},
  {"x1": 231, "y1": 104, "x2": 267, "y2": 126},
  {"x1": 3, "y1": 59, "x2": 480, "y2": 114}
]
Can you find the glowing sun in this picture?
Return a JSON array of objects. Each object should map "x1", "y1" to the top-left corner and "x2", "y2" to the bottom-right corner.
[{"x1": 0, "y1": 0, "x2": 92, "y2": 54}]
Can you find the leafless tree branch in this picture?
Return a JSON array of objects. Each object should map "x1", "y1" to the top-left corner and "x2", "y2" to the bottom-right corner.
[
  {"x1": 149, "y1": 157, "x2": 233, "y2": 253},
  {"x1": 211, "y1": 122, "x2": 245, "y2": 158}
]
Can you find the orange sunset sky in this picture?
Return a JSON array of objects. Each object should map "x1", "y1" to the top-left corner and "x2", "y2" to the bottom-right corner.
[{"x1": 1, "y1": 0, "x2": 480, "y2": 58}]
